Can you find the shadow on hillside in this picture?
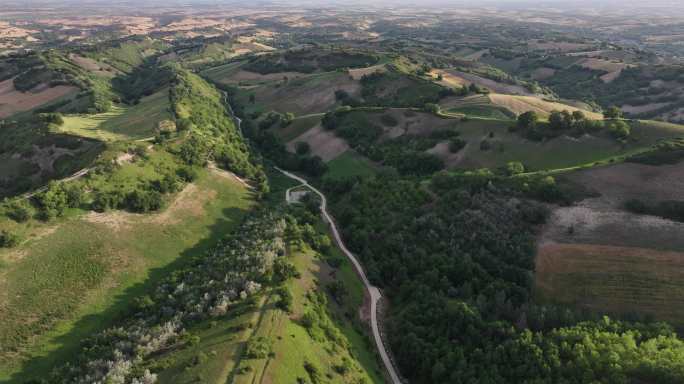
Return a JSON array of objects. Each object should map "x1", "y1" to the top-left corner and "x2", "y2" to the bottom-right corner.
[{"x1": 5, "y1": 206, "x2": 249, "y2": 384}]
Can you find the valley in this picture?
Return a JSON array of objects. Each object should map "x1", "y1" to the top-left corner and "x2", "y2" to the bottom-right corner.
[{"x1": 1, "y1": 1, "x2": 684, "y2": 383}]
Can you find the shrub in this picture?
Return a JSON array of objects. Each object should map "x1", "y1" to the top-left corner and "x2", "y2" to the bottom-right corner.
[
  {"x1": 178, "y1": 135, "x2": 209, "y2": 166},
  {"x1": 517, "y1": 111, "x2": 538, "y2": 130},
  {"x1": 176, "y1": 166, "x2": 199, "y2": 182},
  {"x1": 5, "y1": 200, "x2": 33, "y2": 222},
  {"x1": 603, "y1": 105, "x2": 623, "y2": 119},
  {"x1": 326, "y1": 280, "x2": 348, "y2": 304},
  {"x1": 505, "y1": 161, "x2": 525, "y2": 176},
  {"x1": 275, "y1": 286, "x2": 293, "y2": 313},
  {"x1": 301, "y1": 311, "x2": 318, "y2": 329},
  {"x1": 35, "y1": 181, "x2": 69, "y2": 220},
  {"x1": 608, "y1": 120, "x2": 631, "y2": 139},
  {"x1": 92, "y1": 189, "x2": 127, "y2": 212},
  {"x1": 480, "y1": 139, "x2": 492, "y2": 151},
  {"x1": 624, "y1": 198, "x2": 649, "y2": 214},
  {"x1": 126, "y1": 189, "x2": 163, "y2": 213},
  {"x1": 449, "y1": 138, "x2": 467, "y2": 153},
  {"x1": 295, "y1": 141, "x2": 311, "y2": 155},
  {"x1": 423, "y1": 103, "x2": 440, "y2": 114},
  {"x1": 245, "y1": 337, "x2": 272, "y2": 359},
  {"x1": 0, "y1": 230, "x2": 19, "y2": 248},
  {"x1": 380, "y1": 114, "x2": 399, "y2": 127}
]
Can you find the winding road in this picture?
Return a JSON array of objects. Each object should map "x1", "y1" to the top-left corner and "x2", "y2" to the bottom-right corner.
[{"x1": 276, "y1": 167, "x2": 403, "y2": 384}]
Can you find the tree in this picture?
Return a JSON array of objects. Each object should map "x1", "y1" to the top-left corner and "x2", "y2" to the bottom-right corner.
[
  {"x1": 35, "y1": 181, "x2": 69, "y2": 220},
  {"x1": 480, "y1": 139, "x2": 492, "y2": 151},
  {"x1": 505, "y1": 161, "x2": 525, "y2": 175},
  {"x1": 0, "y1": 230, "x2": 19, "y2": 248},
  {"x1": 604, "y1": 105, "x2": 623, "y2": 119},
  {"x1": 448, "y1": 138, "x2": 467, "y2": 153},
  {"x1": 423, "y1": 103, "x2": 440, "y2": 114},
  {"x1": 282, "y1": 112, "x2": 295, "y2": 127},
  {"x1": 572, "y1": 110, "x2": 586, "y2": 122},
  {"x1": 548, "y1": 111, "x2": 564, "y2": 130},
  {"x1": 517, "y1": 111, "x2": 538, "y2": 130},
  {"x1": 5, "y1": 200, "x2": 33, "y2": 222},
  {"x1": 295, "y1": 141, "x2": 310, "y2": 155},
  {"x1": 608, "y1": 120, "x2": 631, "y2": 139}
]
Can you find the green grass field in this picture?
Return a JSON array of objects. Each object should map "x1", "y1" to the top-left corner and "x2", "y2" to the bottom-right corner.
[
  {"x1": 325, "y1": 150, "x2": 378, "y2": 180},
  {"x1": 59, "y1": 88, "x2": 171, "y2": 141},
  {"x1": 447, "y1": 105, "x2": 515, "y2": 120},
  {"x1": 426, "y1": 117, "x2": 684, "y2": 172},
  {"x1": 0, "y1": 168, "x2": 254, "y2": 382}
]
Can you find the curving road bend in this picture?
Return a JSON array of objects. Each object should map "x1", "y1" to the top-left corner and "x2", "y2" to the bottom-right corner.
[{"x1": 276, "y1": 167, "x2": 403, "y2": 384}]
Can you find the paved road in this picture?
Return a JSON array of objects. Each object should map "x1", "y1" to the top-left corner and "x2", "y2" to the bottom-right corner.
[{"x1": 277, "y1": 167, "x2": 403, "y2": 384}]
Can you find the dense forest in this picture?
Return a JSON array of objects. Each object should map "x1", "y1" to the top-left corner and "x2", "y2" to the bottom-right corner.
[{"x1": 323, "y1": 171, "x2": 684, "y2": 384}]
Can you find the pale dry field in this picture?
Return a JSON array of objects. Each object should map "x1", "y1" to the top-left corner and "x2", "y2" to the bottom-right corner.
[
  {"x1": 442, "y1": 69, "x2": 534, "y2": 95},
  {"x1": 488, "y1": 94, "x2": 602, "y2": 119}
]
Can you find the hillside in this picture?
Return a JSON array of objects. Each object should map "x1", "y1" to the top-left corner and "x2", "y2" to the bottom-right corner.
[{"x1": 4, "y1": 6, "x2": 684, "y2": 384}]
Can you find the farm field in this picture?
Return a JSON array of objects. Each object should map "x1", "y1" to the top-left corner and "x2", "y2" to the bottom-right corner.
[
  {"x1": 0, "y1": 168, "x2": 254, "y2": 382},
  {"x1": 234, "y1": 71, "x2": 361, "y2": 116},
  {"x1": 440, "y1": 93, "x2": 601, "y2": 120},
  {"x1": 0, "y1": 78, "x2": 79, "y2": 118},
  {"x1": 59, "y1": 88, "x2": 171, "y2": 141},
  {"x1": 535, "y1": 243, "x2": 684, "y2": 327},
  {"x1": 535, "y1": 160, "x2": 684, "y2": 326},
  {"x1": 437, "y1": 69, "x2": 534, "y2": 95}
]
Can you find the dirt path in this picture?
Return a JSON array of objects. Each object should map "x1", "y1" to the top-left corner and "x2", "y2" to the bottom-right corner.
[
  {"x1": 207, "y1": 161, "x2": 252, "y2": 189},
  {"x1": 277, "y1": 167, "x2": 403, "y2": 384}
]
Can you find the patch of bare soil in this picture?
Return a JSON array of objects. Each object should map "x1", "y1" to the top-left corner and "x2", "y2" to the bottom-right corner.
[
  {"x1": 85, "y1": 183, "x2": 217, "y2": 231},
  {"x1": 288, "y1": 124, "x2": 349, "y2": 162},
  {"x1": 427, "y1": 141, "x2": 469, "y2": 168},
  {"x1": 208, "y1": 162, "x2": 252, "y2": 189},
  {"x1": 0, "y1": 78, "x2": 78, "y2": 118}
]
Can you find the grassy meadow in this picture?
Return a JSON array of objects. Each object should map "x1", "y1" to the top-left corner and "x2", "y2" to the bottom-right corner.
[
  {"x1": 59, "y1": 88, "x2": 171, "y2": 141},
  {"x1": 325, "y1": 150, "x2": 378, "y2": 180},
  {"x1": 0, "y1": 168, "x2": 254, "y2": 382}
]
